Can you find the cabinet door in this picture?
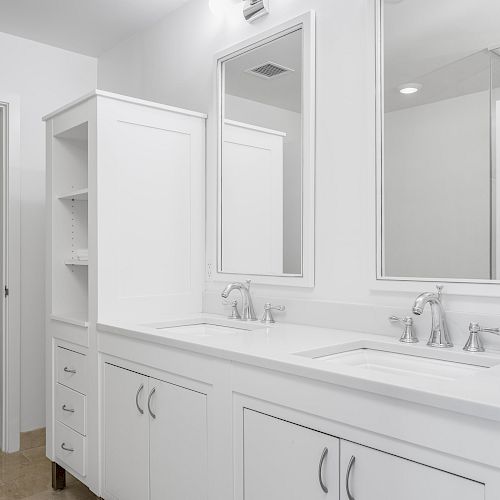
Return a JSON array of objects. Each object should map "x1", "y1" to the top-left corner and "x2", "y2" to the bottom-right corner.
[
  {"x1": 243, "y1": 409, "x2": 340, "y2": 500},
  {"x1": 149, "y1": 378, "x2": 208, "y2": 500},
  {"x1": 103, "y1": 364, "x2": 149, "y2": 500},
  {"x1": 340, "y1": 441, "x2": 484, "y2": 500}
]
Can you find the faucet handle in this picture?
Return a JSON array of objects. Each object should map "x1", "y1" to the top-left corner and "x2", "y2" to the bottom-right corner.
[
  {"x1": 463, "y1": 322, "x2": 500, "y2": 352},
  {"x1": 222, "y1": 299, "x2": 241, "y2": 320},
  {"x1": 389, "y1": 315, "x2": 418, "y2": 343},
  {"x1": 436, "y1": 284, "x2": 444, "y2": 299},
  {"x1": 261, "y1": 303, "x2": 286, "y2": 324},
  {"x1": 469, "y1": 322, "x2": 500, "y2": 335}
]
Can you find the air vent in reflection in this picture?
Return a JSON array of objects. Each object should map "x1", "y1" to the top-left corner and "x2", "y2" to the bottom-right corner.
[{"x1": 246, "y1": 61, "x2": 294, "y2": 79}]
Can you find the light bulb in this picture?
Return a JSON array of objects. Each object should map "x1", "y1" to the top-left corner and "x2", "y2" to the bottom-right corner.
[{"x1": 398, "y1": 83, "x2": 422, "y2": 94}]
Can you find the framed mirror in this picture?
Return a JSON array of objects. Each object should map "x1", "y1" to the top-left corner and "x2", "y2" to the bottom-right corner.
[
  {"x1": 376, "y1": 0, "x2": 500, "y2": 290},
  {"x1": 214, "y1": 12, "x2": 315, "y2": 287}
]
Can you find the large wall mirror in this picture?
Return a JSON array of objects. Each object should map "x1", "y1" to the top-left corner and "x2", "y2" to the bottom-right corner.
[
  {"x1": 215, "y1": 13, "x2": 315, "y2": 286},
  {"x1": 378, "y1": 0, "x2": 500, "y2": 285}
]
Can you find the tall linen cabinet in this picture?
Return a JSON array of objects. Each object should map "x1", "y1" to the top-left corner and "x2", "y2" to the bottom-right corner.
[{"x1": 44, "y1": 91, "x2": 206, "y2": 495}]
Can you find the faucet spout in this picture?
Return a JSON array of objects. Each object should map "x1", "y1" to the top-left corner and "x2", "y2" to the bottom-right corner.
[
  {"x1": 221, "y1": 281, "x2": 257, "y2": 321},
  {"x1": 412, "y1": 286, "x2": 452, "y2": 348}
]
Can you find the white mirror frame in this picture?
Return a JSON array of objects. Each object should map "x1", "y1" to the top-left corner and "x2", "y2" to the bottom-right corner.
[
  {"x1": 207, "y1": 11, "x2": 316, "y2": 287},
  {"x1": 373, "y1": 0, "x2": 500, "y2": 297}
]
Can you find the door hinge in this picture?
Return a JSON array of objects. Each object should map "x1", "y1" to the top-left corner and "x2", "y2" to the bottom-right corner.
[{"x1": 4, "y1": 286, "x2": 8, "y2": 298}]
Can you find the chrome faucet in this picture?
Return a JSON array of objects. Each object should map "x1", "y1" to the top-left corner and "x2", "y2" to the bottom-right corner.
[
  {"x1": 412, "y1": 285, "x2": 453, "y2": 347},
  {"x1": 221, "y1": 280, "x2": 257, "y2": 321}
]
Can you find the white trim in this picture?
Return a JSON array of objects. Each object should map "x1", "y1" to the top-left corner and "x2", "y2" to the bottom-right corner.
[
  {"x1": 0, "y1": 95, "x2": 21, "y2": 452},
  {"x1": 224, "y1": 119, "x2": 287, "y2": 137},
  {"x1": 42, "y1": 89, "x2": 208, "y2": 121},
  {"x1": 208, "y1": 11, "x2": 316, "y2": 287},
  {"x1": 372, "y1": 0, "x2": 500, "y2": 297}
]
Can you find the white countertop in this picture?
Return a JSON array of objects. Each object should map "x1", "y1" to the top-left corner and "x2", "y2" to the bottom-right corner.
[{"x1": 97, "y1": 314, "x2": 500, "y2": 422}]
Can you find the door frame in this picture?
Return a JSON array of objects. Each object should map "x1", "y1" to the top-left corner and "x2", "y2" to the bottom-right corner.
[{"x1": 0, "y1": 94, "x2": 21, "y2": 453}]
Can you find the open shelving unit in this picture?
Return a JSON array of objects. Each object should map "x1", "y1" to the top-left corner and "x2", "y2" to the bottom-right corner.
[{"x1": 50, "y1": 121, "x2": 89, "y2": 329}]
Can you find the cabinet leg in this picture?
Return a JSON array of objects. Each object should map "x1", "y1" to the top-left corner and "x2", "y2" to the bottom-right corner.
[{"x1": 51, "y1": 462, "x2": 66, "y2": 490}]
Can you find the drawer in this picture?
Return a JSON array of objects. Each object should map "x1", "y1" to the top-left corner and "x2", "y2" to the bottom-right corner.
[
  {"x1": 55, "y1": 421, "x2": 86, "y2": 477},
  {"x1": 55, "y1": 383, "x2": 86, "y2": 435},
  {"x1": 56, "y1": 346, "x2": 87, "y2": 394}
]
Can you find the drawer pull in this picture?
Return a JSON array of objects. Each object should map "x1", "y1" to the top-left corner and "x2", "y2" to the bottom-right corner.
[
  {"x1": 318, "y1": 447, "x2": 328, "y2": 493},
  {"x1": 63, "y1": 367, "x2": 77, "y2": 374},
  {"x1": 62, "y1": 404, "x2": 75, "y2": 413},
  {"x1": 61, "y1": 442, "x2": 74, "y2": 452},
  {"x1": 136, "y1": 384, "x2": 144, "y2": 415},
  {"x1": 346, "y1": 455, "x2": 356, "y2": 500},
  {"x1": 148, "y1": 387, "x2": 156, "y2": 419}
]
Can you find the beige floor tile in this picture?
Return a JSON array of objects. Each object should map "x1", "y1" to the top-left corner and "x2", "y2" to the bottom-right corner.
[
  {"x1": 0, "y1": 447, "x2": 97, "y2": 500},
  {"x1": 20, "y1": 429, "x2": 46, "y2": 452}
]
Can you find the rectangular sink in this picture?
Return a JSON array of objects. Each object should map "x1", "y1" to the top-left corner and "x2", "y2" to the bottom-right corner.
[
  {"x1": 317, "y1": 348, "x2": 486, "y2": 382},
  {"x1": 158, "y1": 323, "x2": 251, "y2": 336}
]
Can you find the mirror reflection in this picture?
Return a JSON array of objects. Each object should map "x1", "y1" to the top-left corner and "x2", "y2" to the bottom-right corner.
[
  {"x1": 220, "y1": 28, "x2": 303, "y2": 276},
  {"x1": 382, "y1": 0, "x2": 500, "y2": 281}
]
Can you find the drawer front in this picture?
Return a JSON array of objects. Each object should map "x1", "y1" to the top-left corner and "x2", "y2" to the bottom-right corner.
[
  {"x1": 55, "y1": 383, "x2": 86, "y2": 435},
  {"x1": 56, "y1": 347, "x2": 87, "y2": 394},
  {"x1": 54, "y1": 421, "x2": 86, "y2": 476}
]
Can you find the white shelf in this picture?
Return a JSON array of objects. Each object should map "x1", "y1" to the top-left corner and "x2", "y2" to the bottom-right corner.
[
  {"x1": 65, "y1": 259, "x2": 88, "y2": 266},
  {"x1": 50, "y1": 311, "x2": 89, "y2": 328},
  {"x1": 57, "y1": 188, "x2": 88, "y2": 201}
]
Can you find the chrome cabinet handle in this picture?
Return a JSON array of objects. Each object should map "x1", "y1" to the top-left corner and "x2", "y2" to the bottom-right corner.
[
  {"x1": 61, "y1": 442, "x2": 74, "y2": 452},
  {"x1": 318, "y1": 447, "x2": 329, "y2": 493},
  {"x1": 63, "y1": 367, "x2": 76, "y2": 374},
  {"x1": 346, "y1": 455, "x2": 356, "y2": 500},
  {"x1": 62, "y1": 404, "x2": 74, "y2": 413},
  {"x1": 147, "y1": 387, "x2": 156, "y2": 419},
  {"x1": 135, "y1": 384, "x2": 144, "y2": 415}
]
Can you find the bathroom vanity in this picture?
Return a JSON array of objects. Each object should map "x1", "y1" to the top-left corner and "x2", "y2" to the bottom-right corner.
[{"x1": 95, "y1": 317, "x2": 500, "y2": 500}]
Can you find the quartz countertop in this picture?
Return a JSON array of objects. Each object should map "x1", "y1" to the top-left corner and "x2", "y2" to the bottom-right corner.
[{"x1": 97, "y1": 314, "x2": 500, "y2": 422}]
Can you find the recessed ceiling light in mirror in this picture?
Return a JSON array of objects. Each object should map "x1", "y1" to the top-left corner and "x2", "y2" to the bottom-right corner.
[{"x1": 398, "y1": 83, "x2": 422, "y2": 94}]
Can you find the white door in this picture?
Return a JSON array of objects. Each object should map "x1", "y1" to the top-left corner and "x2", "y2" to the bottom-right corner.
[
  {"x1": 149, "y1": 378, "x2": 207, "y2": 500},
  {"x1": 103, "y1": 363, "x2": 149, "y2": 500},
  {"x1": 243, "y1": 409, "x2": 340, "y2": 500},
  {"x1": 221, "y1": 120, "x2": 284, "y2": 275},
  {"x1": 340, "y1": 441, "x2": 484, "y2": 500}
]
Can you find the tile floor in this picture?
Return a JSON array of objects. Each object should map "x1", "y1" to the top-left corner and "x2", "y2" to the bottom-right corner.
[{"x1": 0, "y1": 445, "x2": 97, "y2": 499}]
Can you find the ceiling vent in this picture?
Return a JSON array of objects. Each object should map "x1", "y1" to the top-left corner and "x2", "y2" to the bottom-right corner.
[{"x1": 246, "y1": 61, "x2": 294, "y2": 79}]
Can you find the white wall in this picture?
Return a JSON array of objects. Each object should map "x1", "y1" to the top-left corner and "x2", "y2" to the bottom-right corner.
[
  {"x1": 225, "y1": 94, "x2": 301, "y2": 273},
  {"x1": 97, "y1": 0, "x2": 500, "y2": 348},
  {"x1": 0, "y1": 32, "x2": 97, "y2": 431},
  {"x1": 384, "y1": 91, "x2": 491, "y2": 279}
]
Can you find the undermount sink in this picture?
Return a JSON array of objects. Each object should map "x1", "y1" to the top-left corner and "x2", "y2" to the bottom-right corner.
[
  {"x1": 317, "y1": 349, "x2": 486, "y2": 381},
  {"x1": 296, "y1": 341, "x2": 496, "y2": 382},
  {"x1": 145, "y1": 319, "x2": 263, "y2": 336}
]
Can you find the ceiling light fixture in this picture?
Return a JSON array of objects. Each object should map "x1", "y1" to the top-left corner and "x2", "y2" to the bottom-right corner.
[
  {"x1": 243, "y1": 0, "x2": 269, "y2": 22},
  {"x1": 398, "y1": 83, "x2": 423, "y2": 94}
]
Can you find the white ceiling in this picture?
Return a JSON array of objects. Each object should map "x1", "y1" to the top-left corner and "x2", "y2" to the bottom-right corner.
[
  {"x1": 224, "y1": 28, "x2": 302, "y2": 113},
  {"x1": 384, "y1": 0, "x2": 500, "y2": 111},
  {"x1": 0, "y1": 0, "x2": 189, "y2": 56}
]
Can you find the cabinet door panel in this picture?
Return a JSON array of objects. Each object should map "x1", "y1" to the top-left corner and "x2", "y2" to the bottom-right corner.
[
  {"x1": 149, "y1": 379, "x2": 208, "y2": 500},
  {"x1": 103, "y1": 364, "x2": 149, "y2": 500},
  {"x1": 243, "y1": 409, "x2": 340, "y2": 500},
  {"x1": 340, "y1": 441, "x2": 484, "y2": 500}
]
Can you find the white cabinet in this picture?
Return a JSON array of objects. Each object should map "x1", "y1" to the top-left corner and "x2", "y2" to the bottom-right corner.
[
  {"x1": 340, "y1": 441, "x2": 484, "y2": 500},
  {"x1": 149, "y1": 379, "x2": 207, "y2": 500},
  {"x1": 45, "y1": 91, "x2": 206, "y2": 493},
  {"x1": 243, "y1": 409, "x2": 339, "y2": 500},
  {"x1": 103, "y1": 363, "x2": 208, "y2": 500},
  {"x1": 103, "y1": 363, "x2": 149, "y2": 500}
]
